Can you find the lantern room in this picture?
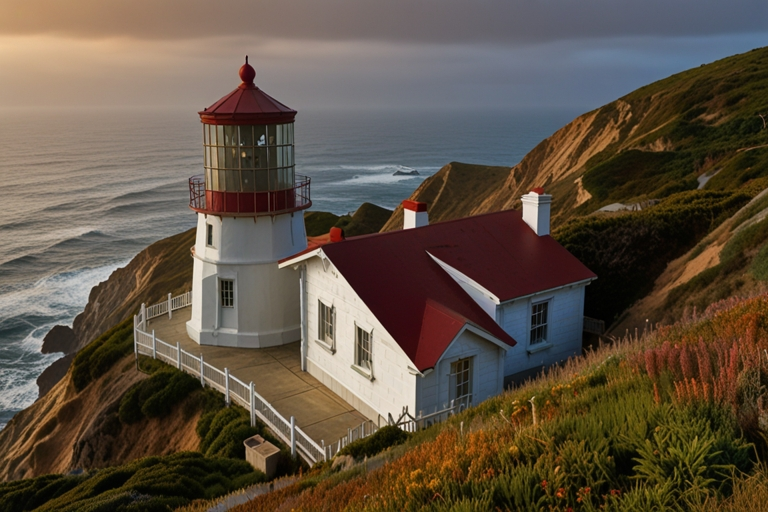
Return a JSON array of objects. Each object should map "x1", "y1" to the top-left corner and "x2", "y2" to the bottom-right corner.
[{"x1": 189, "y1": 57, "x2": 311, "y2": 216}]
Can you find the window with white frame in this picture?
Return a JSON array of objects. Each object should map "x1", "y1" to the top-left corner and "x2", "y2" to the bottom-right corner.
[
  {"x1": 450, "y1": 357, "x2": 473, "y2": 409},
  {"x1": 355, "y1": 325, "x2": 372, "y2": 373},
  {"x1": 530, "y1": 300, "x2": 549, "y2": 345},
  {"x1": 220, "y1": 279, "x2": 234, "y2": 308},
  {"x1": 317, "y1": 301, "x2": 335, "y2": 350},
  {"x1": 206, "y1": 224, "x2": 214, "y2": 247}
]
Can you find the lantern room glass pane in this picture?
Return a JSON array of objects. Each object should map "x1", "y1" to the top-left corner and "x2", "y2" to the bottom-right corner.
[
  {"x1": 240, "y1": 147, "x2": 254, "y2": 169},
  {"x1": 254, "y1": 125, "x2": 267, "y2": 146},
  {"x1": 241, "y1": 170, "x2": 255, "y2": 191},
  {"x1": 255, "y1": 169, "x2": 268, "y2": 190},
  {"x1": 254, "y1": 148, "x2": 267, "y2": 169},
  {"x1": 216, "y1": 126, "x2": 224, "y2": 147},
  {"x1": 239, "y1": 125, "x2": 254, "y2": 147},
  {"x1": 223, "y1": 126, "x2": 238, "y2": 147}
]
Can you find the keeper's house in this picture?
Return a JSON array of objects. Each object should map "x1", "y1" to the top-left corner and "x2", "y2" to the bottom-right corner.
[{"x1": 279, "y1": 190, "x2": 596, "y2": 423}]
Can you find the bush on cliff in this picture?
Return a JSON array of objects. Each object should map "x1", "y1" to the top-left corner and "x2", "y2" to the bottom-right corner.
[
  {"x1": 555, "y1": 188, "x2": 752, "y2": 323},
  {"x1": 71, "y1": 317, "x2": 135, "y2": 392},
  {"x1": 118, "y1": 368, "x2": 201, "y2": 424},
  {"x1": 0, "y1": 452, "x2": 264, "y2": 512}
]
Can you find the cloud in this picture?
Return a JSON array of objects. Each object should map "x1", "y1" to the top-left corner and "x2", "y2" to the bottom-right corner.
[
  {"x1": 2, "y1": 0, "x2": 766, "y2": 44},
  {"x1": 1, "y1": 32, "x2": 764, "y2": 111}
]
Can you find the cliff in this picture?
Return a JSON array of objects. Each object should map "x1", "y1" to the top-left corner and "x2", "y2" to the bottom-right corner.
[
  {"x1": 0, "y1": 347, "x2": 201, "y2": 481},
  {"x1": 383, "y1": 47, "x2": 768, "y2": 230},
  {"x1": 0, "y1": 229, "x2": 198, "y2": 481},
  {"x1": 36, "y1": 228, "x2": 195, "y2": 397}
]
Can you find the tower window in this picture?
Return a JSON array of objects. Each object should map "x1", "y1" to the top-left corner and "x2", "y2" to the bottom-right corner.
[
  {"x1": 206, "y1": 224, "x2": 214, "y2": 247},
  {"x1": 220, "y1": 279, "x2": 234, "y2": 308}
]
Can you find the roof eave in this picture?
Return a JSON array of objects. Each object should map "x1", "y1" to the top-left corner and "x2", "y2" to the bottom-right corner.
[{"x1": 498, "y1": 276, "x2": 597, "y2": 305}]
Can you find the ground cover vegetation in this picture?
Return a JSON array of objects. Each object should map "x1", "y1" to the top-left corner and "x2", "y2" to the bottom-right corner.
[
  {"x1": 574, "y1": 47, "x2": 768, "y2": 213},
  {"x1": 229, "y1": 294, "x2": 768, "y2": 511},
  {"x1": 0, "y1": 318, "x2": 303, "y2": 511},
  {"x1": 554, "y1": 187, "x2": 755, "y2": 323}
]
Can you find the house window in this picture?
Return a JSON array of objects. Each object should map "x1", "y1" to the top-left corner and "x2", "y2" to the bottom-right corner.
[
  {"x1": 450, "y1": 358, "x2": 473, "y2": 409},
  {"x1": 206, "y1": 224, "x2": 214, "y2": 247},
  {"x1": 355, "y1": 326, "x2": 372, "y2": 372},
  {"x1": 220, "y1": 279, "x2": 234, "y2": 308},
  {"x1": 530, "y1": 301, "x2": 549, "y2": 345},
  {"x1": 318, "y1": 301, "x2": 335, "y2": 351}
]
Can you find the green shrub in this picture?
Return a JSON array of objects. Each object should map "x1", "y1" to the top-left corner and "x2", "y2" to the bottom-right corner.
[
  {"x1": 751, "y1": 242, "x2": 768, "y2": 280},
  {"x1": 338, "y1": 425, "x2": 409, "y2": 459},
  {"x1": 72, "y1": 318, "x2": 135, "y2": 392},
  {"x1": 555, "y1": 189, "x2": 751, "y2": 322},
  {"x1": 118, "y1": 369, "x2": 200, "y2": 424},
  {"x1": 0, "y1": 452, "x2": 266, "y2": 512},
  {"x1": 721, "y1": 217, "x2": 768, "y2": 263}
]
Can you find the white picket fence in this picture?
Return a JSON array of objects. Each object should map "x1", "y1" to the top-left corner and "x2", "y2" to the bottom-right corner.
[
  {"x1": 133, "y1": 292, "x2": 462, "y2": 465},
  {"x1": 134, "y1": 292, "x2": 326, "y2": 465}
]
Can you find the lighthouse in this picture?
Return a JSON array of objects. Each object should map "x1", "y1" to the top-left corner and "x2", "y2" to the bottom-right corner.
[{"x1": 186, "y1": 58, "x2": 310, "y2": 348}]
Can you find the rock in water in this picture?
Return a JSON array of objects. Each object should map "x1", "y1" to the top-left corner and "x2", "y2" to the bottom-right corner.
[
  {"x1": 393, "y1": 169, "x2": 419, "y2": 176},
  {"x1": 41, "y1": 325, "x2": 78, "y2": 355}
]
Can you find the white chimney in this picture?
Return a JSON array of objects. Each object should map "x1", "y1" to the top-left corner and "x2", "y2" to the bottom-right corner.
[
  {"x1": 403, "y1": 200, "x2": 428, "y2": 229},
  {"x1": 521, "y1": 188, "x2": 551, "y2": 236}
]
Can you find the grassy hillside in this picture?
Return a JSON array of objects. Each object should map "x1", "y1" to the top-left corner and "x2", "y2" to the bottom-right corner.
[
  {"x1": 223, "y1": 294, "x2": 768, "y2": 511},
  {"x1": 389, "y1": 47, "x2": 768, "y2": 230},
  {"x1": 0, "y1": 323, "x2": 302, "y2": 510}
]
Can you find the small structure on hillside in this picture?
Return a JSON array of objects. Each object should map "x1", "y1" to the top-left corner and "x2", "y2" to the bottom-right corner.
[{"x1": 280, "y1": 191, "x2": 596, "y2": 423}]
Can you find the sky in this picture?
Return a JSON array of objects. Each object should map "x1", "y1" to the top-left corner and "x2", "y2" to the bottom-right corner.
[{"x1": 1, "y1": 0, "x2": 767, "y2": 112}]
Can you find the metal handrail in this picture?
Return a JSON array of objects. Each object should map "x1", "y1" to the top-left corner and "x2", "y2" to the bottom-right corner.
[{"x1": 188, "y1": 175, "x2": 311, "y2": 216}]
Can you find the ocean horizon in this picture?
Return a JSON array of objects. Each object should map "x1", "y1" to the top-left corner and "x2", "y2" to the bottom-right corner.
[{"x1": 0, "y1": 105, "x2": 585, "y2": 430}]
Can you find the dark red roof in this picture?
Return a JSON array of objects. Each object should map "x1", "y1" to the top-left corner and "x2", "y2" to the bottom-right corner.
[
  {"x1": 312, "y1": 210, "x2": 593, "y2": 371},
  {"x1": 283, "y1": 209, "x2": 595, "y2": 371},
  {"x1": 199, "y1": 58, "x2": 296, "y2": 125},
  {"x1": 425, "y1": 212, "x2": 596, "y2": 302}
]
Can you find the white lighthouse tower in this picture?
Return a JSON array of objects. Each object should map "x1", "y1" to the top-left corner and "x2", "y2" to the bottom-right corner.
[{"x1": 186, "y1": 58, "x2": 310, "y2": 348}]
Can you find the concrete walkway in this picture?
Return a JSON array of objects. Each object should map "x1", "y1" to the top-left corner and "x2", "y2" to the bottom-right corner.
[{"x1": 146, "y1": 308, "x2": 368, "y2": 446}]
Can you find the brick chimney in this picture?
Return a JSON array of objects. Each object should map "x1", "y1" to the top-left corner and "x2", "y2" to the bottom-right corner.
[
  {"x1": 521, "y1": 188, "x2": 551, "y2": 236},
  {"x1": 403, "y1": 200, "x2": 428, "y2": 229}
]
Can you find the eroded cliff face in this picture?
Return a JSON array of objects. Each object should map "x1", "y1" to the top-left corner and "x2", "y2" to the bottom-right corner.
[
  {"x1": 380, "y1": 99, "x2": 673, "y2": 230},
  {"x1": 0, "y1": 353, "x2": 201, "y2": 481},
  {"x1": 1, "y1": 228, "x2": 198, "y2": 481},
  {"x1": 72, "y1": 228, "x2": 196, "y2": 353},
  {"x1": 36, "y1": 229, "x2": 196, "y2": 397}
]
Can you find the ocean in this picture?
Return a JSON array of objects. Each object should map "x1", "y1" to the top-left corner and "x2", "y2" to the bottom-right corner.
[{"x1": 0, "y1": 105, "x2": 582, "y2": 430}]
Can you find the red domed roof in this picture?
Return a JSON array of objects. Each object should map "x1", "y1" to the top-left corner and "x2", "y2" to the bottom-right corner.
[{"x1": 199, "y1": 57, "x2": 296, "y2": 126}]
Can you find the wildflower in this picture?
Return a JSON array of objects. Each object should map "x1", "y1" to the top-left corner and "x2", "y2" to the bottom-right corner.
[
  {"x1": 541, "y1": 480, "x2": 547, "y2": 489},
  {"x1": 556, "y1": 487, "x2": 566, "y2": 499}
]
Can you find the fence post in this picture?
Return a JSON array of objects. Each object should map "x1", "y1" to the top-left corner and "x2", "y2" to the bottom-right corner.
[
  {"x1": 168, "y1": 293, "x2": 173, "y2": 319},
  {"x1": 141, "y1": 303, "x2": 146, "y2": 329},
  {"x1": 176, "y1": 342, "x2": 181, "y2": 370},
  {"x1": 250, "y1": 382, "x2": 256, "y2": 427},
  {"x1": 225, "y1": 368, "x2": 231, "y2": 406},
  {"x1": 151, "y1": 330, "x2": 157, "y2": 360},
  {"x1": 290, "y1": 416, "x2": 296, "y2": 458},
  {"x1": 200, "y1": 354, "x2": 205, "y2": 386},
  {"x1": 133, "y1": 316, "x2": 138, "y2": 368}
]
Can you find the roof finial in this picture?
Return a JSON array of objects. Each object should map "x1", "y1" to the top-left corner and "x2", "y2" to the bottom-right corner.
[{"x1": 239, "y1": 55, "x2": 256, "y2": 86}]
